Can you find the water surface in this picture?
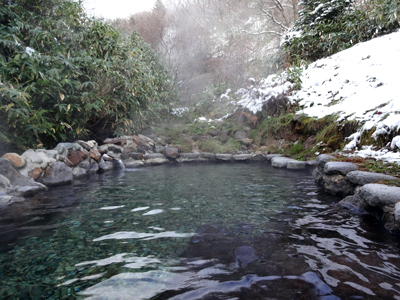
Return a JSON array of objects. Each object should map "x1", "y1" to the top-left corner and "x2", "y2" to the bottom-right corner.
[{"x1": 0, "y1": 163, "x2": 399, "y2": 299}]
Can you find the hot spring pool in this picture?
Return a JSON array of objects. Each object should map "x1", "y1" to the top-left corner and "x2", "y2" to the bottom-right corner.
[{"x1": 1, "y1": 163, "x2": 399, "y2": 299}]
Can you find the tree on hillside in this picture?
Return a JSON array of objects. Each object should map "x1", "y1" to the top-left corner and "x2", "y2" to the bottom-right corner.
[{"x1": 284, "y1": 0, "x2": 400, "y2": 63}]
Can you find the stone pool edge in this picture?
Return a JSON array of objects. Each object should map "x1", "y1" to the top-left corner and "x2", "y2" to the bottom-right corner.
[{"x1": 1, "y1": 135, "x2": 400, "y2": 234}]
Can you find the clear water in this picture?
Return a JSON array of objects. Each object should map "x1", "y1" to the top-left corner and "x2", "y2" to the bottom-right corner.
[{"x1": 1, "y1": 163, "x2": 400, "y2": 300}]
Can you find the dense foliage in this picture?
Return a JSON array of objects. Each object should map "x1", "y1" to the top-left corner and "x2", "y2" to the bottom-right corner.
[
  {"x1": 0, "y1": 0, "x2": 176, "y2": 152},
  {"x1": 284, "y1": 0, "x2": 400, "y2": 62}
]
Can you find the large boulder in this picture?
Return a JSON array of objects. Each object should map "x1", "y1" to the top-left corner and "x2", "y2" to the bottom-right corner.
[
  {"x1": 324, "y1": 162, "x2": 358, "y2": 175},
  {"x1": 0, "y1": 158, "x2": 48, "y2": 195},
  {"x1": 39, "y1": 161, "x2": 73, "y2": 187},
  {"x1": 2, "y1": 153, "x2": 26, "y2": 168},
  {"x1": 359, "y1": 184, "x2": 400, "y2": 207},
  {"x1": 163, "y1": 147, "x2": 180, "y2": 160},
  {"x1": 346, "y1": 171, "x2": 398, "y2": 186},
  {"x1": 323, "y1": 174, "x2": 354, "y2": 196}
]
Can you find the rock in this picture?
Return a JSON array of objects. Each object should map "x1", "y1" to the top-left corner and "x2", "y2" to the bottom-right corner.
[
  {"x1": 237, "y1": 139, "x2": 253, "y2": 146},
  {"x1": 234, "y1": 131, "x2": 248, "y2": 140},
  {"x1": 163, "y1": 147, "x2": 180, "y2": 159},
  {"x1": 36, "y1": 150, "x2": 57, "y2": 166},
  {"x1": 98, "y1": 157, "x2": 113, "y2": 171},
  {"x1": 144, "y1": 153, "x2": 166, "y2": 160},
  {"x1": 90, "y1": 147, "x2": 102, "y2": 161},
  {"x1": 130, "y1": 152, "x2": 144, "y2": 160},
  {"x1": 207, "y1": 129, "x2": 220, "y2": 137},
  {"x1": 80, "y1": 149, "x2": 90, "y2": 160},
  {"x1": 102, "y1": 154, "x2": 112, "y2": 161},
  {"x1": 108, "y1": 144, "x2": 123, "y2": 153},
  {"x1": 307, "y1": 160, "x2": 317, "y2": 166},
  {"x1": 394, "y1": 202, "x2": 400, "y2": 222},
  {"x1": 0, "y1": 158, "x2": 48, "y2": 195},
  {"x1": 54, "y1": 144, "x2": 68, "y2": 157},
  {"x1": 133, "y1": 135, "x2": 151, "y2": 150},
  {"x1": 75, "y1": 140, "x2": 92, "y2": 151},
  {"x1": 120, "y1": 153, "x2": 130, "y2": 160},
  {"x1": 79, "y1": 158, "x2": 91, "y2": 171},
  {"x1": 39, "y1": 162, "x2": 73, "y2": 187},
  {"x1": 287, "y1": 160, "x2": 307, "y2": 169},
  {"x1": 72, "y1": 167, "x2": 87, "y2": 179},
  {"x1": 123, "y1": 159, "x2": 145, "y2": 168},
  {"x1": 138, "y1": 134, "x2": 155, "y2": 144},
  {"x1": 2, "y1": 153, "x2": 26, "y2": 168},
  {"x1": 316, "y1": 154, "x2": 335, "y2": 168},
  {"x1": 154, "y1": 146, "x2": 165, "y2": 153},
  {"x1": 271, "y1": 157, "x2": 296, "y2": 168},
  {"x1": 68, "y1": 150, "x2": 84, "y2": 166},
  {"x1": 28, "y1": 168, "x2": 42, "y2": 180},
  {"x1": 0, "y1": 193, "x2": 24, "y2": 205},
  {"x1": 87, "y1": 140, "x2": 98, "y2": 148},
  {"x1": 0, "y1": 174, "x2": 11, "y2": 189},
  {"x1": 144, "y1": 156, "x2": 169, "y2": 165},
  {"x1": 56, "y1": 142, "x2": 81, "y2": 151},
  {"x1": 103, "y1": 138, "x2": 126, "y2": 147},
  {"x1": 232, "y1": 154, "x2": 253, "y2": 161},
  {"x1": 137, "y1": 147, "x2": 146, "y2": 154},
  {"x1": 219, "y1": 131, "x2": 230, "y2": 143},
  {"x1": 338, "y1": 195, "x2": 369, "y2": 214},
  {"x1": 89, "y1": 160, "x2": 99, "y2": 173},
  {"x1": 324, "y1": 161, "x2": 358, "y2": 175},
  {"x1": 323, "y1": 174, "x2": 355, "y2": 196},
  {"x1": 200, "y1": 153, "x2": 215, "y2": 159},
  {"x1": 98, "y1": 146, "x2": 108, "y2": 155},
  {"x1": 21, "y1": 149, "x2": 43, "y2": 164},
  {"x1": 313, "y1": 154, "x2": 335, "y2": 186},
  {"x1": 266, "y1": 154, "x2": 282, "y2": 161},
  {"x1": 250, "y1": 153, "x2": 267, "y2": 161},
  {"x1": 215, "y1": 154, "x2": 232, "y2": 161},
  {"x1": 235, "y1": 245, "x2": 259, "y2": 268},
  {"x1": 359, "y1": 184, "x2": 400, "y2": 207},
  {"x1": 345, "y1": 171, "x2": 398, "y2": 186},
  {"x1": 180, "y1": 153, "x2": 200, "y2": 159},
  {"x1": 58, "y1": 155, "x2": 74, "y2": 168}
]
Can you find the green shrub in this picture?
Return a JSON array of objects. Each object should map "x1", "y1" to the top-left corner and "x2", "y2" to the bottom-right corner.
[{"x1": 0, "y1": 0, "x2": 176, "y2": 152}]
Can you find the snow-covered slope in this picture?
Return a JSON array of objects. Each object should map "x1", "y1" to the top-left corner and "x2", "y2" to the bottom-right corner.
[{"x1": 237, "y1": 30, "x2": 400, "y2": 163}]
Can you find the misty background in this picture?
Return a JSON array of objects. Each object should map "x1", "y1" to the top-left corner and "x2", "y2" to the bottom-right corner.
[{"x1": 106, "y1": 0, "x2": 299, "y2": 105}]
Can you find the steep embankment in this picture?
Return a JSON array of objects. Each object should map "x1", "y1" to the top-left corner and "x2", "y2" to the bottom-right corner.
[{"x1": 237, "y1": 31, "x2": 400, "y2": 164}]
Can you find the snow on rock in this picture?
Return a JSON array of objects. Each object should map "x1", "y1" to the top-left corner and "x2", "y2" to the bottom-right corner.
[{"x1": 391, "y1": 136, "x2": 400, "y2": 150}]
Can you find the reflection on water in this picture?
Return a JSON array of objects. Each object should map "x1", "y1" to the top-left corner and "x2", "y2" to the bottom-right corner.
[{"x1": 0, "y1": 163, "x2": 399, "y2": 299}]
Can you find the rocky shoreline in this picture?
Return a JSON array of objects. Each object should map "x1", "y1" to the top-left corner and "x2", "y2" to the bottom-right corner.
[{"x1": 1, "y1": 134, "x2": 399, "y2": 233}]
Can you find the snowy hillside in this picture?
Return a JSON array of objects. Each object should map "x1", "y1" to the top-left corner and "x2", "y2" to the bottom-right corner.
[{"x1": 237, "y1": 30, "x2": 400, "y2": 163}]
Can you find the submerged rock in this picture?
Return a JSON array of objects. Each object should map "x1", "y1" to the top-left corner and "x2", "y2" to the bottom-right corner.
[
  {"x1": 287, "y1": 160, "x2": 307, "y2": 170},
  {"x1": 338, "y1": 195, "x2": 369, "y2": 214}
]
